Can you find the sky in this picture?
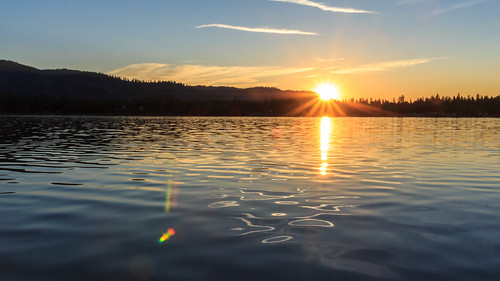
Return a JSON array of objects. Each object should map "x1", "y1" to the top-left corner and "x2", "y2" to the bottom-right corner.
[{"x1": 1, "y1": 0, "x2": 499, "y2": 99}]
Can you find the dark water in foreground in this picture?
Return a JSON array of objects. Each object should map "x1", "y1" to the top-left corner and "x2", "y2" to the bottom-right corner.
[{"x1": 1, "y1": 116, "x2": 499, "y2": 281}]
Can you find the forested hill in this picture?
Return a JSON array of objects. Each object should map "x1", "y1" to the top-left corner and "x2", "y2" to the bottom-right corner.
[
  {"x1": 1, "y1": 60, "x2": 498, "y2": 116},
  {"x1": 0, "y1": 60, "x2": 314, "y2": 101}
]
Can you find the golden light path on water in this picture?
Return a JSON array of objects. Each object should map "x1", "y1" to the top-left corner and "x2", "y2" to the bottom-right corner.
[
  {"x1": 160, "y1": 117, "x2": 334, "y2": 244},
  {"x1": 320, "y1": 117, "x2": 331, "y2": 175}
]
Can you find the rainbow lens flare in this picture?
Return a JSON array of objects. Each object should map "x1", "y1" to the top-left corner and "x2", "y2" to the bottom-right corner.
[{"x1": 159, "y1": 228, "x2": 176, "y2": 243}]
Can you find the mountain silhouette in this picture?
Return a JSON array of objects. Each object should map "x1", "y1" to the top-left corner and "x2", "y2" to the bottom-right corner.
[
  {"x1": 0, "y1": 60, "x2": 314, "y2": 101},
  {"x1": 1, "y1": 60, "x2": 498, "y2": 116}
]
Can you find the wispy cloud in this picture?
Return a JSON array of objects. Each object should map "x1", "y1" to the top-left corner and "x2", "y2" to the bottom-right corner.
[
  {"x1": 431, "y1": 0, "x2": 487, "y2": 14},
  {"x1": 330, "y1": 58, "x2": 442, "y2": 74},
  {"x1": 196, "y1": 23, "x2": 317, "y2": 35},
  {"x1": 316, "y1": 57, "x2": 344, "y2": 63},
  {"x1": 270, "y1": 0, "x2": 377, "y2": 14},
  {"x1": 107, "y1": 63, "x2": 314, "y2": 87},
  {"x1": 396, "y1": 0, "x2": 432, "y2": 4}
]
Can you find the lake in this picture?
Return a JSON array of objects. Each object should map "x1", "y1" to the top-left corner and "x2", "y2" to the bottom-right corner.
[{"x1": 1, "y1": 116, "x2": 499, "y2": 281}]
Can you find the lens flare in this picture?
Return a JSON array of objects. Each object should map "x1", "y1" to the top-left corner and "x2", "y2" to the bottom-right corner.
[
  {"x1": 159, "y1": 228, "x2": 176, "y2": 243},
  {"x1": 165, "y1": 179, "x2": 172, "y2": 212}
]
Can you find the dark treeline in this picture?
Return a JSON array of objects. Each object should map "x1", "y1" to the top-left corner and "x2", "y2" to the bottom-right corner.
[
  {"x1": 343, "y1": 94, "x2": 500, "y2": 117},
  {"x1": 1, "y1": 92, "x2": 499, "y2": 116},
  {"x1": 1, "y1": 59, "x2": 499, "y2": 116}
]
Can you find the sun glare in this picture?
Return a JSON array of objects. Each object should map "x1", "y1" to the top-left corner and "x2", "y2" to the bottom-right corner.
[{"x1": 314, "y1": 83, "x2": 340, "y2": 101}]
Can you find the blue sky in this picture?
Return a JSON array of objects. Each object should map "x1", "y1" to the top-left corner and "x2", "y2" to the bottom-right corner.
[{"x1": 1, "y1": 0, "x2": 499, "y2": 98}]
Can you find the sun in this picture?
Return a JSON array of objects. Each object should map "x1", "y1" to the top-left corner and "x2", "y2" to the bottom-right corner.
[{"x1": 314, "y1": 83, "x2": 340, "y2": 101}]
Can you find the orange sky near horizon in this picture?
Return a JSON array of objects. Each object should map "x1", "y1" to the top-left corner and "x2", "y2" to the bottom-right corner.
[{"x1": 2, "y1": 1, "x2": 499, "y2": 100}]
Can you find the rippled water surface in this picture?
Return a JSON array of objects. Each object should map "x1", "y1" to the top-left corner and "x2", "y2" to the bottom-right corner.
[{"x1": 1, "y1": 116, "x2": 500, "y2": 281}]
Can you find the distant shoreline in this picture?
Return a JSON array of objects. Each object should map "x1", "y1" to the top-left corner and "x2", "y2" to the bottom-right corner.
[
  {"x1": 1, "y1": 96, "x2": 499, "y2": 117},
  {"x1": 1, "y1": 113, "x2": 498, "y2": 118},
  {"x1": 1, "y1": 60, "x2": 499, "y2": 117},
  {"x1": 1, "y1": 94, "x2": 499, "y2": 117}
]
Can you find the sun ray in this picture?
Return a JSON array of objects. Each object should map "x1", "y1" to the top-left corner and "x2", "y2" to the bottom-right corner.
[{"x1": 287, "y1": 97, "x2": 320, "y2": 116}]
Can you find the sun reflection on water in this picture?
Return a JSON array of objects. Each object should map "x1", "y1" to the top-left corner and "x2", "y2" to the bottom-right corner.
[{"x1": 320, "y1": 117, "x2": 331, "y2": 175}]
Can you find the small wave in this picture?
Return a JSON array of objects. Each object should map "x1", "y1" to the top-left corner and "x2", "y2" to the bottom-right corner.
[
  {"x1": 319, "y1": 196, "x2": 361, "y2": 200},
  {"x1": 289, "y1": 219, "x2": 334, "y2": 228},
  {"x1": 230, "y1": 216, "x2": 275, "y2": 235},
  {"x1": 271, "y1": 213, "x2": 287, "y2": 216},
  {"x1": 262, "y1": 235, "x2": 293, "y2": 244},
  {"x1": 275, "y1": 201, "x2": 299, "y2": 205},
  {"x1": 301, "y1": 204, "x2": 357, "y2": 212},
  {"x1": 208, "y1": 201, "x2": 240, "y2": 208}
]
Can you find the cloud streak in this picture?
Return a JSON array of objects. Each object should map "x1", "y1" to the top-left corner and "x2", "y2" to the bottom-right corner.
[
  {"x1": 107, "y1": 58, "x2": 444, "y2": 87},
  {"x1": 330, "y1": 58, "x2": 442, "y2": 74},
  {"x1": 316, "y1": 57, "x2": 344, "y2": 63},
  {"x1": 270, "y1": 0, "x2": 377, "y2": 14},
  {"x1": 196, "y1": 23, "x2": 317, "y2": 35},
  {"x1": 107, "y1": 63, "x2": 314, "y2": 87},
  {"x1": 396, "y1": 0, "x2": 432, "y2": 4},
  {"x1": 431, "y1": 0, "x2": 487, "y2": 14}
]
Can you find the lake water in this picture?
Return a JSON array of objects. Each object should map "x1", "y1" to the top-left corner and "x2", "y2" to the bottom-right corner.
[{"x1": 1, "y1": 116, "x2": 499, "y2": 281}]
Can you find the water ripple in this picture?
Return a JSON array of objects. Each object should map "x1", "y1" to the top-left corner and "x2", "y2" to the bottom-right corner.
[
  {"x1": 262, "y1": 235, "x2": 293, "y2": 244},
  {"x1": 288, "y1": 219, "x2": 334, "y2": 227},
  {"x1": 1, "y1": 117, "x2": 499, "y2": 281},
  {"x1": 209, "y1": 201, "x2": 240, "y2": 208}
]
